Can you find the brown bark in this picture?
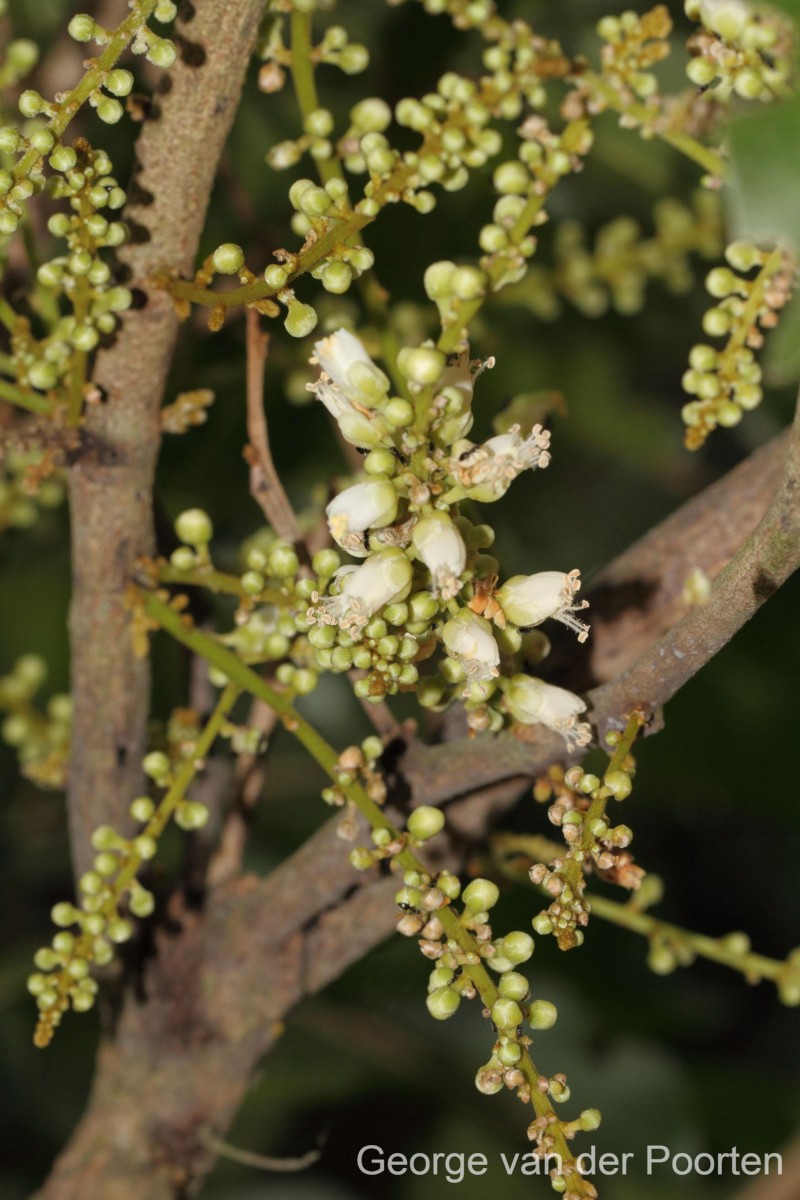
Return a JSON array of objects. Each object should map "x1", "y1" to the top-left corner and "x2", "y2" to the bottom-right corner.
[{"x1": 66, "y1": 0, "x2": 265, "y2": 876}]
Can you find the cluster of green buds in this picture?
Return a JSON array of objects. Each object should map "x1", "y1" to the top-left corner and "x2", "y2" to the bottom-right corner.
[
  {"x1": 512, "y1": 191, "x2": 722, "y2": 321},
  {"x1": 0, "y1": 654, "x2": 70, "y2": 790},
  {"x1": 0, "y1": 2, "x2": 176, "y2": 238},
  {"x1": 479, "y1": 119, "x2": 593, "y2": 292},
  {"x1": 302, "y1": 325, "x2": 593, "y2": 742},
  {"x1": 530, "y1": 744, "x2": 639, "y2": 951},
  {"x1": 15, "y1": 144, "x2": 132, "y2": 394},
  {"x1": 596, "y1": 6, "x2": 673, "y2": 104},
  {"x1": 73, "y1": 6, "x2": 178, "y2": 70},
  {"x1": 348, "y1": 793, "x2": 600, "y2": 1183},
  {"x1": 0, "y1": 449, "x2": 64, "y2": 532},
  {"x1": 682, "y1": 241, "x2": 794, "y2": 449},
  {"x1": 28, "y1": 698, "x2": 237, "y2": 1047},
  {"x1": 685, "y1": 0, "x2": 795, "y2": 100}
]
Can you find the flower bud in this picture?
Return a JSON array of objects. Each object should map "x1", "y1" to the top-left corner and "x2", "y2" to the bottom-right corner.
[
  {"x1": 528, "y1": 999, "x2": 558, "y2": 1029},
  {"x1": 462, "y1": 877, "x2": 499, "y2": 911},
  {"x1": 426, "y1": 986, "x2": 461, "y2": 1020},
  {"x1": 412, "y1": 513, "x2": 466, "y2": 601},
  {"x1": 407, "y1": 805, "x2": 445, "y2": 842},
  {"x1": 175, "y1": 508, "x2": 213, "y2": 546}
]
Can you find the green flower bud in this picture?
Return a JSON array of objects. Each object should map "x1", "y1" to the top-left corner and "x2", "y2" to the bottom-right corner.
[
  {"x1": 134, "y1": 835, "x2": 157, "y2": 860},
  {"x1": 604, "y1": 769, "x2": 632, "y2": 800},
  {"x1": 72, "y1": 324, "x2": 99, "y2": 352},
  {"x1": 269, "y1": 542, "x2": 299, "y2": 577},
  {"x1": 213, "y1": 243, "x2": 244, "y2": 275},
  {"x1": 363, "y1": 448, "x2": 396, "y2": 476},
  {"x1": 143, "y1": 751, "x2": 171, "y2": 781},
  {"x1": 175, "y1": 508, "x2": 213, "y2": 546},
  {"x1": 68, "y1": 14, "x2": 96, "y2": 42},
  {"x1": 491, "y1": 997, "x2": 523, "y2": 1029},
  {"x1": 283, "y1": 296, "x2": 318, "y2": 338},
  {"x1": 424, "y1": 260, "x2": 455, "y2": 300},
  {"x1": 398, "y1": 345, "x2": 446, "y2": 386},
  {"x1": 395, "y1": 886, "x2": 422, "y2": 909},
  {"x1": 462, "y1": 877, "x2": 499, "y2": 911},
  {"x1": 384, "y1": 397, "x2": 414, "y2": 427},
  {"x1": 127, "y1": 889, "x2": 154, "y2": 917},
  {"x1": 502, "y1": 931, "x2": 535, "y2": 964},
  {"x1": 105, "y1": 68, "x2": 134, "y2": 96},
  {"x1": 498, "y1": 971, "x2": 529, "y2": 1001},
  {"x1": 264, "y1": 263, "x2": 290, "y2": 290},
  {"x1": 147, "y1": 38, "x2": 178, "y2": 69},
  {"x1": 107, "y1": 918, "x2": 133, "y2": 943},
  {"x1": 97, "y1": 98, "x2": 124, "y2": 124},
  {"x1": 450, "y1": 266, "x2": 487, "y2": 300},
  {"x1": 19, "y1": 89, "x2": 45, "y2": 118},
  {"x1": 528, "y1": 999, "x2": 558, "y2": 1029},
  {"x1": 493, "y1": 160, "x2": 530, "y2": 195},
  {"x1": 30, "y1": 129, "x2": 55, "y2": 154},
  {"x1": 351, "y1": 97, "x2": 392, "y2": 132},
  {"x1": 28, "y1": 361, "x2": 58, "y2": 391},
  {"x1": 51, "y1": 902, "x2": 78, "y2": 927},
  {"x1": 321, "y1": 260, "x2": 353, "y2": 294},
  {"x1": 497, "y1": 1040, "x2": 523, "y2": 1066},
  {"x1": 426, "y1": 986, "x2": 461, "y2": 1020},
  {"x1": 338, "y1": 43, "x2": 369, "y2": 74},
  {"x1": 407, "y1": 805, "x2": 445, "y2": 842},
  {"x1": 579, "y1": 1109, "x2": 602, "y2": 1132}
]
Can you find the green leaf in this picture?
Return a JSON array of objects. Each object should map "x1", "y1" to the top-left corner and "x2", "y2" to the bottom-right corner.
[{"x1": 726, "y1": 93, "x2": 800, "y2": 250}]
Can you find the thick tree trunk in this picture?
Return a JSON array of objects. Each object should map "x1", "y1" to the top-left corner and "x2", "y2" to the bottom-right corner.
[{"x1": 67, "y1": 0, "x2": 265, "y2": 877}]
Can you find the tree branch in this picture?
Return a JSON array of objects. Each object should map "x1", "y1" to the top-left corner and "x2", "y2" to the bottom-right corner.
[
  {"x1": 66, "y1": 0, "x2": 266, "y2": 876},
  {"x1": 244, "y1": 309, "x2": 303, "y2": 545}
]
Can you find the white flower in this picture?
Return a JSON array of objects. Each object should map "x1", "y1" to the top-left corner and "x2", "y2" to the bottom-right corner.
[
  {"x1": 308, "y1": 548, "x2": 413, "y2": 634},
  {"x1": 326, "y1": 478, "x2": 399, "y2": 556},
  {"x1": 309, "y1": 328, "x2": 391, "y2": 447},
  {"x1": 504, "y1": 674, "x2": 591, "y2": 750},
  {"x1": 442, "y1": 610, "x2": 500, "y2": 687},
  {"x1": 497, "y1": 569, "x2": 589, "y2": 642},
  {"x1": 450, "y1": 423, "x2": 551, "y2": 501},
  {"x1": 412, "y1": 512, "x2": 466, "y2": 600},
  {"x1": 697, "y1": 0, "x2": 750, "y2": 41},
  {"x1": 430, "y1": 349, "x2": 494, "y2": 444}
]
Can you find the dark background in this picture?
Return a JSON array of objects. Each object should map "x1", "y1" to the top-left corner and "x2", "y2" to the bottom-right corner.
[{"x1": 1, "y1": 1, "x2": 798, "y2": 1197}]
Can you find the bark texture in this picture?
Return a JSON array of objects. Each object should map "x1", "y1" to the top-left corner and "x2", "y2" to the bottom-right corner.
[{"x1": 67, "y1": 0, "x2": 265, "y2": 876}]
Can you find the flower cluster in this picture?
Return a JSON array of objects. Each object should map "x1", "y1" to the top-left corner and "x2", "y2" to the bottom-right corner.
[
  {"x1": 682, "y1": 241, "x2": 794, "y2": 448},
  {"x1": 304, "y1": 325, "x2": 591, "y2": 745},
  {"x1": 347, "y1": 799, "x2": 600, "y2": 1188},
  {"x1": 596, "y1": 6, "x2": 673, "y2": 104},
  {"x1": 685, "y1": 0, "x2": 795, "y2": 100},
  {"x1": 28, "y1": 685, "x2": 238, "y2": 1048},
  {"x1": 529, "y1": 736, "x2": 640, "y2": 950},
  {"x1": 0, "y1": 1, "x2": 177, "y2": 238}
]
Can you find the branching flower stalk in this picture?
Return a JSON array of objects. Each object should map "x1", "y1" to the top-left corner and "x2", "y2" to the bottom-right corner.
[
  {"x1": 29, "y1": 680, "x2": 240, "y2": 1048},
  {"x1": 0, "y1": 0, "x2": 177, "y2": 237},
  {"x1": 493, "y1": 833, "x2": 800, "y2": 1005},
  {"x1": 528, "y1": 715, "x2": 644, "y2": 951}
]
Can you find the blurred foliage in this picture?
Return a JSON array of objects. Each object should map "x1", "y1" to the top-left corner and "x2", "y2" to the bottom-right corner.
[{"x1": 1, "y1": 0, "x2": 799, "y2": 1197}]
